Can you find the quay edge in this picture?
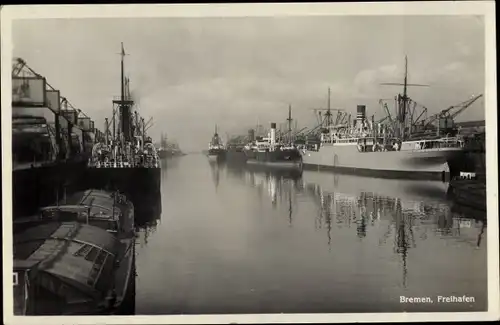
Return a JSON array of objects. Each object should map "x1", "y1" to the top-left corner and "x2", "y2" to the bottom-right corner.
[{"x1": 12, "y1": 159, "x2": 88, "y2": 218}]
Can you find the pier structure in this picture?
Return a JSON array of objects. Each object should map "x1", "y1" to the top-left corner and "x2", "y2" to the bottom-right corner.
[
  {"x1": 11, "y1": 58, "x2": 103, "y2": 217},
  {"x1": 12, "y1": 58, "x2": 101, "y2": 167}
]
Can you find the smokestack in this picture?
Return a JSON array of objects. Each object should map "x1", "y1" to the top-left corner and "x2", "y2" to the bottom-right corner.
[
  {"x1": 357, "y1": 105, "x2": 366, "y2": 131},
  {"x1": 248, "y1": 129, "x2": 255, "y2": 142},
  {"x1": 357, "y1": 105, "x2": 366, "y2": 122},
  {"x1": 104, "y1": 118, "x2": 109, "y2": 146},
  {"x1": 270, "y1": 122, "x2": 276, "y2": 146}
]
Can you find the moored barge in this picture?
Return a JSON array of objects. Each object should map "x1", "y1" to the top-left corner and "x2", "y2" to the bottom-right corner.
[
  {"x1": 13, "y1": 189, "x2": 136, "y2": 315},
  {"x1": 13, "y1": 221, "x2": 134, "y2": 315}
]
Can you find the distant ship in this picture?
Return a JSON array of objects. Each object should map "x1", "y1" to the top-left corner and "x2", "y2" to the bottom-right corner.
[
  {"x1": 224, "y1": 131, "x2": 252, "y2": 165},
  {"x1": 157, "y1": 133, "x2": 184, "y2": 159},
  {"x1": 301, "y1": 57, "x2": 479, "y2": 181},
  {"x1": 157, "y1": 133, "x2": 169, "y2": 159},
  {"x1": 243, "y1": 107, "x2": 303, "y2": 172},
  {"x1": 207, "y1": 125, "x2": 226, "y2": 162},
  {"x1": 244, "y1": 122, "x2": 303, "y2": 172}
]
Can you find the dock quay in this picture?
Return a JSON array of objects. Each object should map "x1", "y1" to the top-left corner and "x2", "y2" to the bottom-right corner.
[
  {"x1": 449, "y1": 178, "x2": 486, "y2": 212},
  {"x1": 11, "y1": 58, "x2": 102, "y2": 218},
  {"x1": 12, "y1": 159, "x2": 88, "y2": 217},
  {"x1": 448, "y1": 130, "x2": 486, "y2": 212}
]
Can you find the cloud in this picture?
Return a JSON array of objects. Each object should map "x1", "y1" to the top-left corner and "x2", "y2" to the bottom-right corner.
[{"x1": 352, "y1": 64, "x2": 401, "y2": 99}]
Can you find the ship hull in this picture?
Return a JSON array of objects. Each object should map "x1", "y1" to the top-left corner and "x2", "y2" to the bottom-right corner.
[
  {"x1": 302, "y1": 144, "x2": 464, "y2": 181},
  {"x1": 207, "y1": 148, "x2": 226, "y2": 162},
  {"x1": 207, "y1": 154, "x2": 219, "y2": 162},
  {"x1": 158, "y1": 150, "x2": 169, "y2": 159},
  {"x1": 245, "y1": 148, "x2": 303, "y2": 172},
  {"x1": 225, "y1": 148, "x2": 248, "y2": 165},
  {"x1": 83, "y1": 167, "x2": 161, "y2": 198},
  {"x1": 158, "y1": 149, "x2": 183, "y2": 159}
]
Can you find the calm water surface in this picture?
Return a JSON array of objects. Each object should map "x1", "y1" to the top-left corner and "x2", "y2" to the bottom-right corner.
[{"x1": 134, "y1": 154, "x2": 487, "y2": 314}]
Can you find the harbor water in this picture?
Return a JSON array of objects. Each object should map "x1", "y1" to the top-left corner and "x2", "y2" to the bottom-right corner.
[{"x1": 134, "y1": 154, "x2": 487, "y2": 314}]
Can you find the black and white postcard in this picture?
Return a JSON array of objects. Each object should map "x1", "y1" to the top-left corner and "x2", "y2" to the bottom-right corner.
[{"x1": 2, "y1": 2, "x2": 498, "y2": 324}]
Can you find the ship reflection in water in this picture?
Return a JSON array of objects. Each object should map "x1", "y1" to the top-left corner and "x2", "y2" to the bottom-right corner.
[{"x1": 134, "y1": 155, "x2": 487, "y2": 315}]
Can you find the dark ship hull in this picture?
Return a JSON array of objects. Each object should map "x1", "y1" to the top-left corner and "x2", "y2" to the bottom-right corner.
[
  {"x1": 158, "y1": 149, "x2": 169, "y2": 159},
  {"x1": 225, "y1": 145, "x2": 248, "y2": 165},
  {"x1": 158, "y1": 148, "x2": 183, "y2": 159},
  {"x1": 207, "y1": 148, "x2": 226, "y2": 162},
  {"x1": 83, "y1": 167, "x2": 161, "y2": 198},
  {"x1": 245, "y1": 148, "x2": 303, "y2": 172}
]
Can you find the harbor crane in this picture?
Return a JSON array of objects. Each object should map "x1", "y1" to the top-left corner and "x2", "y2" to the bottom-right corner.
[
  {"x1": 12, "y1": 58, "x2": 28, "y2": 77},
  {"x1": 377, "y1": 99, "x2": 394, "y2": 125},
  {"x1": 310, "y1": 87, "x2": 345, "y2": 129},
  {"x1": 423, "y1": 94, "x2": 483, "y2": 129},
  {"x1": 11, "y1": 58, "x2": 43, "y2": 78}
]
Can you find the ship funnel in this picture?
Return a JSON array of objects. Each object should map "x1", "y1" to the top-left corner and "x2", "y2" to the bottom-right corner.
[
  {"x1": 270, "y1": 122, "x2": 276, "y2": 146},
  {"x1": 248, "y1": 129, "x2": 255, "y2": 142},
  {"x1": 357, "y1": 105, "x2": 366, "y2": 131},
  {"x1": 357, "y1": 105, "x2": 366, "y2": 122}
]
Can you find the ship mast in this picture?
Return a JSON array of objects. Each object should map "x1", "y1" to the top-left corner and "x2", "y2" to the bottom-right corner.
[
  {"x1": 287, "y1": 104, "x2": 293, "y2": 145},
  {"x1": 121, "y1": 43, "x2": 125, "y2": 112},
  {"x1": 380, "y1": 56, "x2": 429, "y2": 139},
  {"x1": 112, "y1": 42, "x2": 133, "y2": 144},
  {"x1": 326, "y1": 87, "x2": 332, "y2": 127},
  {"x1": 211, "y1": 124, "x2": 220, "y2": 146}
]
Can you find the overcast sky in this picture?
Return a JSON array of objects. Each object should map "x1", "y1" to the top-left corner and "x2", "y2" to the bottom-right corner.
[{"x1": 13, "y1": 15, "x2": 485, "y2": 151}]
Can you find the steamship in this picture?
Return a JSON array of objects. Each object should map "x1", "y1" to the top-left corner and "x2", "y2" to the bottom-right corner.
[
  {"x1": 244, "y1": 122, "x2": 303, "y2": 172},
  {"x1": 207, "y1": 125, "x2": 226, "y2": 162},
  {"x1": 87, "y1": 43, "x2": 161, "y2": 194},
  {"x1": 301, "y1": 57, "x2": 471, "y2": 181},
  {"x1": 157, "y1": 133, "x2": 183, "y2": 159},
  {"x1": 157, "y1": 133, "x2": 169, "y2": 159}
]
